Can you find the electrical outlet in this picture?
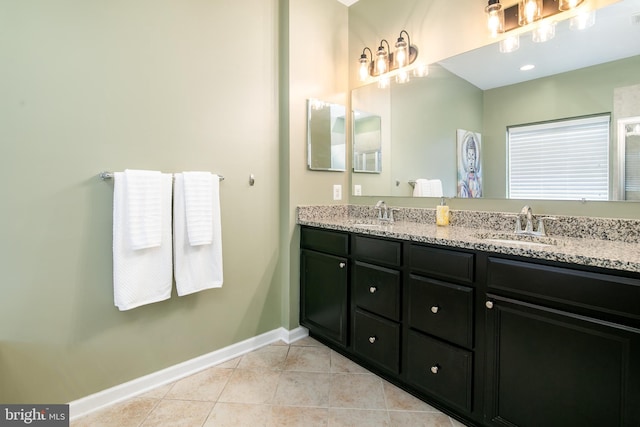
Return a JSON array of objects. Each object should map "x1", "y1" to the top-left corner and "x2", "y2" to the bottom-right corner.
[
  {"x1": 354, "y1": 185, "x2": 362, "y2": 196},
  {"x1": 333, "y1": 184, "x2": 342, "y2": 200}
]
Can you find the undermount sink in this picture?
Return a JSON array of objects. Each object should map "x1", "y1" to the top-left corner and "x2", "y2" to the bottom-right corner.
[{"x1": 474, "y1": 232, "x2": 558, "y2": 248}]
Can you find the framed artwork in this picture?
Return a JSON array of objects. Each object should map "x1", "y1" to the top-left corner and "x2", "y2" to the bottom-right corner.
[{"x1": 457, "y1": 129, "x2": 483, "y2": 198}]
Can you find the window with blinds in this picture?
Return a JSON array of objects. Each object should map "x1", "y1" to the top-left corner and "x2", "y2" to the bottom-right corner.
[{"x1": 507, "y1": 114, "x2": 610, "y2": 200}]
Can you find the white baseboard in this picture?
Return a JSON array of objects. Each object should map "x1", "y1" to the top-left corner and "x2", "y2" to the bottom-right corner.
[{"x1": 69, "y1": 326, "x2": 308, "y2": 420}]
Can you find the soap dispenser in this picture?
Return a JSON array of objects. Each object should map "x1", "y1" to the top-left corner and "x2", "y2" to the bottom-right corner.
[{"x1": 436, "y1": 197, "x2": 450, "y2": 226}]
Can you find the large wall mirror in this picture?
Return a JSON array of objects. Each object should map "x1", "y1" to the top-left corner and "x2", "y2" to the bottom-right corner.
[
  {"x1": 307, "y1": 99, "x2": 346, "y2": 171},
  {"x1": 351, "y1": 0, "x2": 640, "y2": 201}
]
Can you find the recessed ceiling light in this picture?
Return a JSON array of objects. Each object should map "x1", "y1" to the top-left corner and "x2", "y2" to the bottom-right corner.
[{"x1": 520, "y1": 64, "x2": 535, "y2": 71}]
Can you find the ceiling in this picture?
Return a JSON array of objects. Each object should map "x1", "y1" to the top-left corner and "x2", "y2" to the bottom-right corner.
[
  {"x1": 439, "y1": 0, "x2": 640, "y2": 90},
  {"x1": 337, "y1": 0, "x2": 359, "y2": 6}
]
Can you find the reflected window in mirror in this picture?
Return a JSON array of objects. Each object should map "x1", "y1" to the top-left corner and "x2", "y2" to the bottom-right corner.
[
  {"x1": 508, "y1": 114, "x2": 610, "y2": 201},
  {"x1": 307, "y1": 99, "x2": 346, "y2": 171},
  {"x1": 353, "y1": 111, "x2": 382, "y2": 173}
]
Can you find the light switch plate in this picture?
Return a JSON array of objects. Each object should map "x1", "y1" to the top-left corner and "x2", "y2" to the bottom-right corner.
[
  {"x1": 333, "y1": 184, "x2": 342, "y2": 200},
  {"x1": 354, "y1": 185, "x2": 362, "y2": 196}
]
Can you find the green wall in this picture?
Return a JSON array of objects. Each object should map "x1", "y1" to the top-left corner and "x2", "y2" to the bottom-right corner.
[{"x1": 0, "y1": 0, "x2": 284, "y2": 404}]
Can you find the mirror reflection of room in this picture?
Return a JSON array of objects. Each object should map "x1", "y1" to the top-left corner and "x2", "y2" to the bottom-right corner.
[
  {"x1": 351, "y1": 0, "x2": 640, "y2": 201},
  {"x1": 307, "y1": 99, "x2": 347, "y2": 171}
]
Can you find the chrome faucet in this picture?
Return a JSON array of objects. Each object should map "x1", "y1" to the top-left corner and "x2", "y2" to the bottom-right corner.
[
  {"x1": 514, "y1": 205, "x2": 555, "y2": 236},
  {"x1": 375, "y1": 200, "x2": 398, "y2": 223}
]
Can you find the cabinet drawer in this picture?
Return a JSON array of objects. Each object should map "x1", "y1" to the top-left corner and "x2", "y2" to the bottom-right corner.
[
  {"x1": 353, "y1": 235, "x2": 401, "y2": 267},
  {"x1": 408, "y1": 275, "x2": 473, "y2": 348},
  {"x1": 353, "y1": 309, "x2": 400, "y2": 374},
  {"x1": 406, "y1": 330, "x2": 473, "y2": 412},
  {"x1": 487, "y1": 257, "x2": 640, "y2": 322},
  {"x1": 409, "y1": 244, "x2": 474, "y2": 284},
  {"x1": 301, "y1": 227, "x2": 348, "y2": 256},
  {"x1": 353, "y1": 262, "x2": 401, "y2": 321}
]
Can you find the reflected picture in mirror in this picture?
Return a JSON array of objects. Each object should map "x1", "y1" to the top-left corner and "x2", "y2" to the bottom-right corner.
[
  {"x1": 307, "y1": 99, "x2": 346, "y2": 171},
  {"x1": 351, "y1": 0, "x2": 640, "y2": 201}
]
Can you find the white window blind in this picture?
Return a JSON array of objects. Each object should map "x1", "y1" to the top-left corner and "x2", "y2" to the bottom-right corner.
[{"x1": 508, "y1": 115, "x2": 610, "y2": 200}]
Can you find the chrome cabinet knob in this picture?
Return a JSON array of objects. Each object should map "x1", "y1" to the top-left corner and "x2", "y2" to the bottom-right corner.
[
  {"x1": 430, "y1": 365, "x2": 439, "y2": 374},
  {"x1": 368, "y1": 336, "x2": 377, "y2": 344},
  {"x1": 486, "y1": 301, "x2": 494, "y2": 309},
  {"x1": 339, "y1": 262, "x2": 346, "y2": 269},
  {"x1": 369, "y1": 286, "x2": 377, "y2": 294},
  {"x1": 430, "y1": 306, "x2": 439, "y2": 314}
]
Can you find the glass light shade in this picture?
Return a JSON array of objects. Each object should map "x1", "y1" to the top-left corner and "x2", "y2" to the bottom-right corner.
[
  {"x1": 375, "y1": 46, "x2": 388, "y2": 75},
  {"x1": 532, "y1": 21, "x2": 556, "y2": 42},
  {"x1": 359, "y1": 55, "x2": 370, "y2": 82},
  {"x1": 377, "y1": 76, "x2": 390, "y2": 89},
  {"x1": 486, "y1": 1, "x2": 504, "y2": 37},
  {"x1": 394, "y1": 37, "x2": 408, "y2": 68},
  {"x1": 519, "y1": 0, "x2": 542, "y2": 26},
  {"x1": 413, "y1": 63, "x2": 429, "y2": 78},
  {"x1": 559, "y1": 0, "x2": 583, "y2": 11},
  {"x1": 570, "y1": 10, "x2": 595, "y2": 30},
  {"x1": 499, "y1": 34, "x2": 520, "y2": 53},
  {"x1": 396, "y1": 69, "x2": 410, "y2": 84}
]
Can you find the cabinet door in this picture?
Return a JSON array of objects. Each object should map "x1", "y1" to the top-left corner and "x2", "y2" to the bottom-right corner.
[
  {"x1": 300, "y1": 249, "x2": 348, "y2": 347},
  {"x1": 484, "y1": 295, "x2": 640, "y2": 427}
]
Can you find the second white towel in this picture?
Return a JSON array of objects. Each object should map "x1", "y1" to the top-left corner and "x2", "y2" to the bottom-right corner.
[{"x1": 174, "y1": 173, "x2": 224, "y2": 296}]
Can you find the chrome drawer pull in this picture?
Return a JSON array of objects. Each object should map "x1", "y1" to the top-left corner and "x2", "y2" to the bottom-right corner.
[
  {"x1": 369, "y1": 286, "x2": 377, "y2": 294},
  {"x1": 430, "y1": 365, "x2": 439, "y2": 374},
  {"x1": 339, "y1": 262, "x2": 346, "y2": 269},
  {"x1": 368, "y1": 336, "x2": 377, "y2": 344},
  {"x1": 486, "y1": 301, "x2": 494, "y2": 309},
  {"x1": 430, "y1": 306, "x2": 439, "y2": 314}
]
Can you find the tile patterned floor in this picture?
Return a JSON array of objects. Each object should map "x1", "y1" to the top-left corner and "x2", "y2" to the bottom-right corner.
[{"x1": 71, "y1": 337, "x2": 468, "y2": 427}]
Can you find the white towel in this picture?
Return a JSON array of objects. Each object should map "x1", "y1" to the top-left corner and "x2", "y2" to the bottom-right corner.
[
  {"x1": 113, "y1": 172, "x2": 173, "y2": 311},
  {"x1": 429, "y1": 179, "x2": 444, "y2": 197},
  {"x1": 183, "y1": 171, "x2": 214, "y2": 246},
  {"x1": 173, "y1": 173, "x2": 223, "y2": 296},
  {"x1": 124, "y1": 169, "x2": 162, "y2": 250},
  {"x1": 413, "y1": 179, "x2": 431, "y2": 197}
]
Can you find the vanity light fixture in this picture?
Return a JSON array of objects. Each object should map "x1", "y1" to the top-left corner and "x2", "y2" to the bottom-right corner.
[
  {"x1": 487, "y1": 0, "x2": 589, "y2": 35},
  {"x1": 499, "y1": 34, "x2": 520, "y2": 53},
  {"x1": 358, "y1": 30, "x2": 420, "y2": 84},
  {"x1": 486, "y1": 0, "x2": 505, "y2": 37}
]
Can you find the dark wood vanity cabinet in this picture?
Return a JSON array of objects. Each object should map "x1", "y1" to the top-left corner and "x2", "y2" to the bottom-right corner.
[
  {"x1": 299, "y1": 225, "x2": 640, "y2": 427},
  {"x1": 352, "y1": 235, "x2": 402, "y2": 374},
  {"x1": 300, "y1": 227, "x2": 349, "y2": 348},
  {"x1": 483, "y1": 257, "x2": 640, "y2": 427}
]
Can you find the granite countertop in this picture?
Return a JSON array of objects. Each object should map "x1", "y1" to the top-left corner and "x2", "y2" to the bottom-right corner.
[{"x1": 297, "y1": 206, "x2": 640, "y2": 274}]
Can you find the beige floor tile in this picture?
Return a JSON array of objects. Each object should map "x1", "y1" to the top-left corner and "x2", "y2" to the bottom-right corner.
[
  {"x1": 330, "y1": 351, "x2": 369, "y2": 374},
  {"x1": 215, "y1": 356, "x2": 241, "y2": 369},
  {"x1": 284, "y1": 345, "x2": 331, "y2": 372},
  {"x1": 273, "y1": 371, "x2": 332, "y2": 407},
  {"x1": 449, "y1": 416, "x2": 469, "y2": 427},
  {"x1": 217, "y1": 368, "x2": 280, "y2": 404},
  {"x1": 203, "y1": 402, "x2": 271, "y2": 427},
  {"x1": 383, "y1": 381, "x2": 439, "y2": 412},
  {"x1": 270, "y1": 340, "x2": 289, "y2": 346},
  {"x1": 164, "y1": 367, "x2": 233, "y2": 401},
  {"x1": 268, "y1": 406, "x2": 328, "y2": 427},
  {"x1": 237, "y1": 344, "x2": 289, "y2": 370},
  {"x1": 291, "y1": 336, "x2": 324, "y2": 347},
  {"x1": 388, "y1": 411, "x2": 453, "y2": 427},
  {"x1": 330, "y1": 373, "x2": 386, "y2": 410},
  {"x1": 140, "y1": 399, "x2": 214, "y2": 427},
  {"x1": 71, "y1": 398, "x2": 158, "y2": 427},
  {"x1": 328, "y1": 408, "x2": 390, "y2": 427}
]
